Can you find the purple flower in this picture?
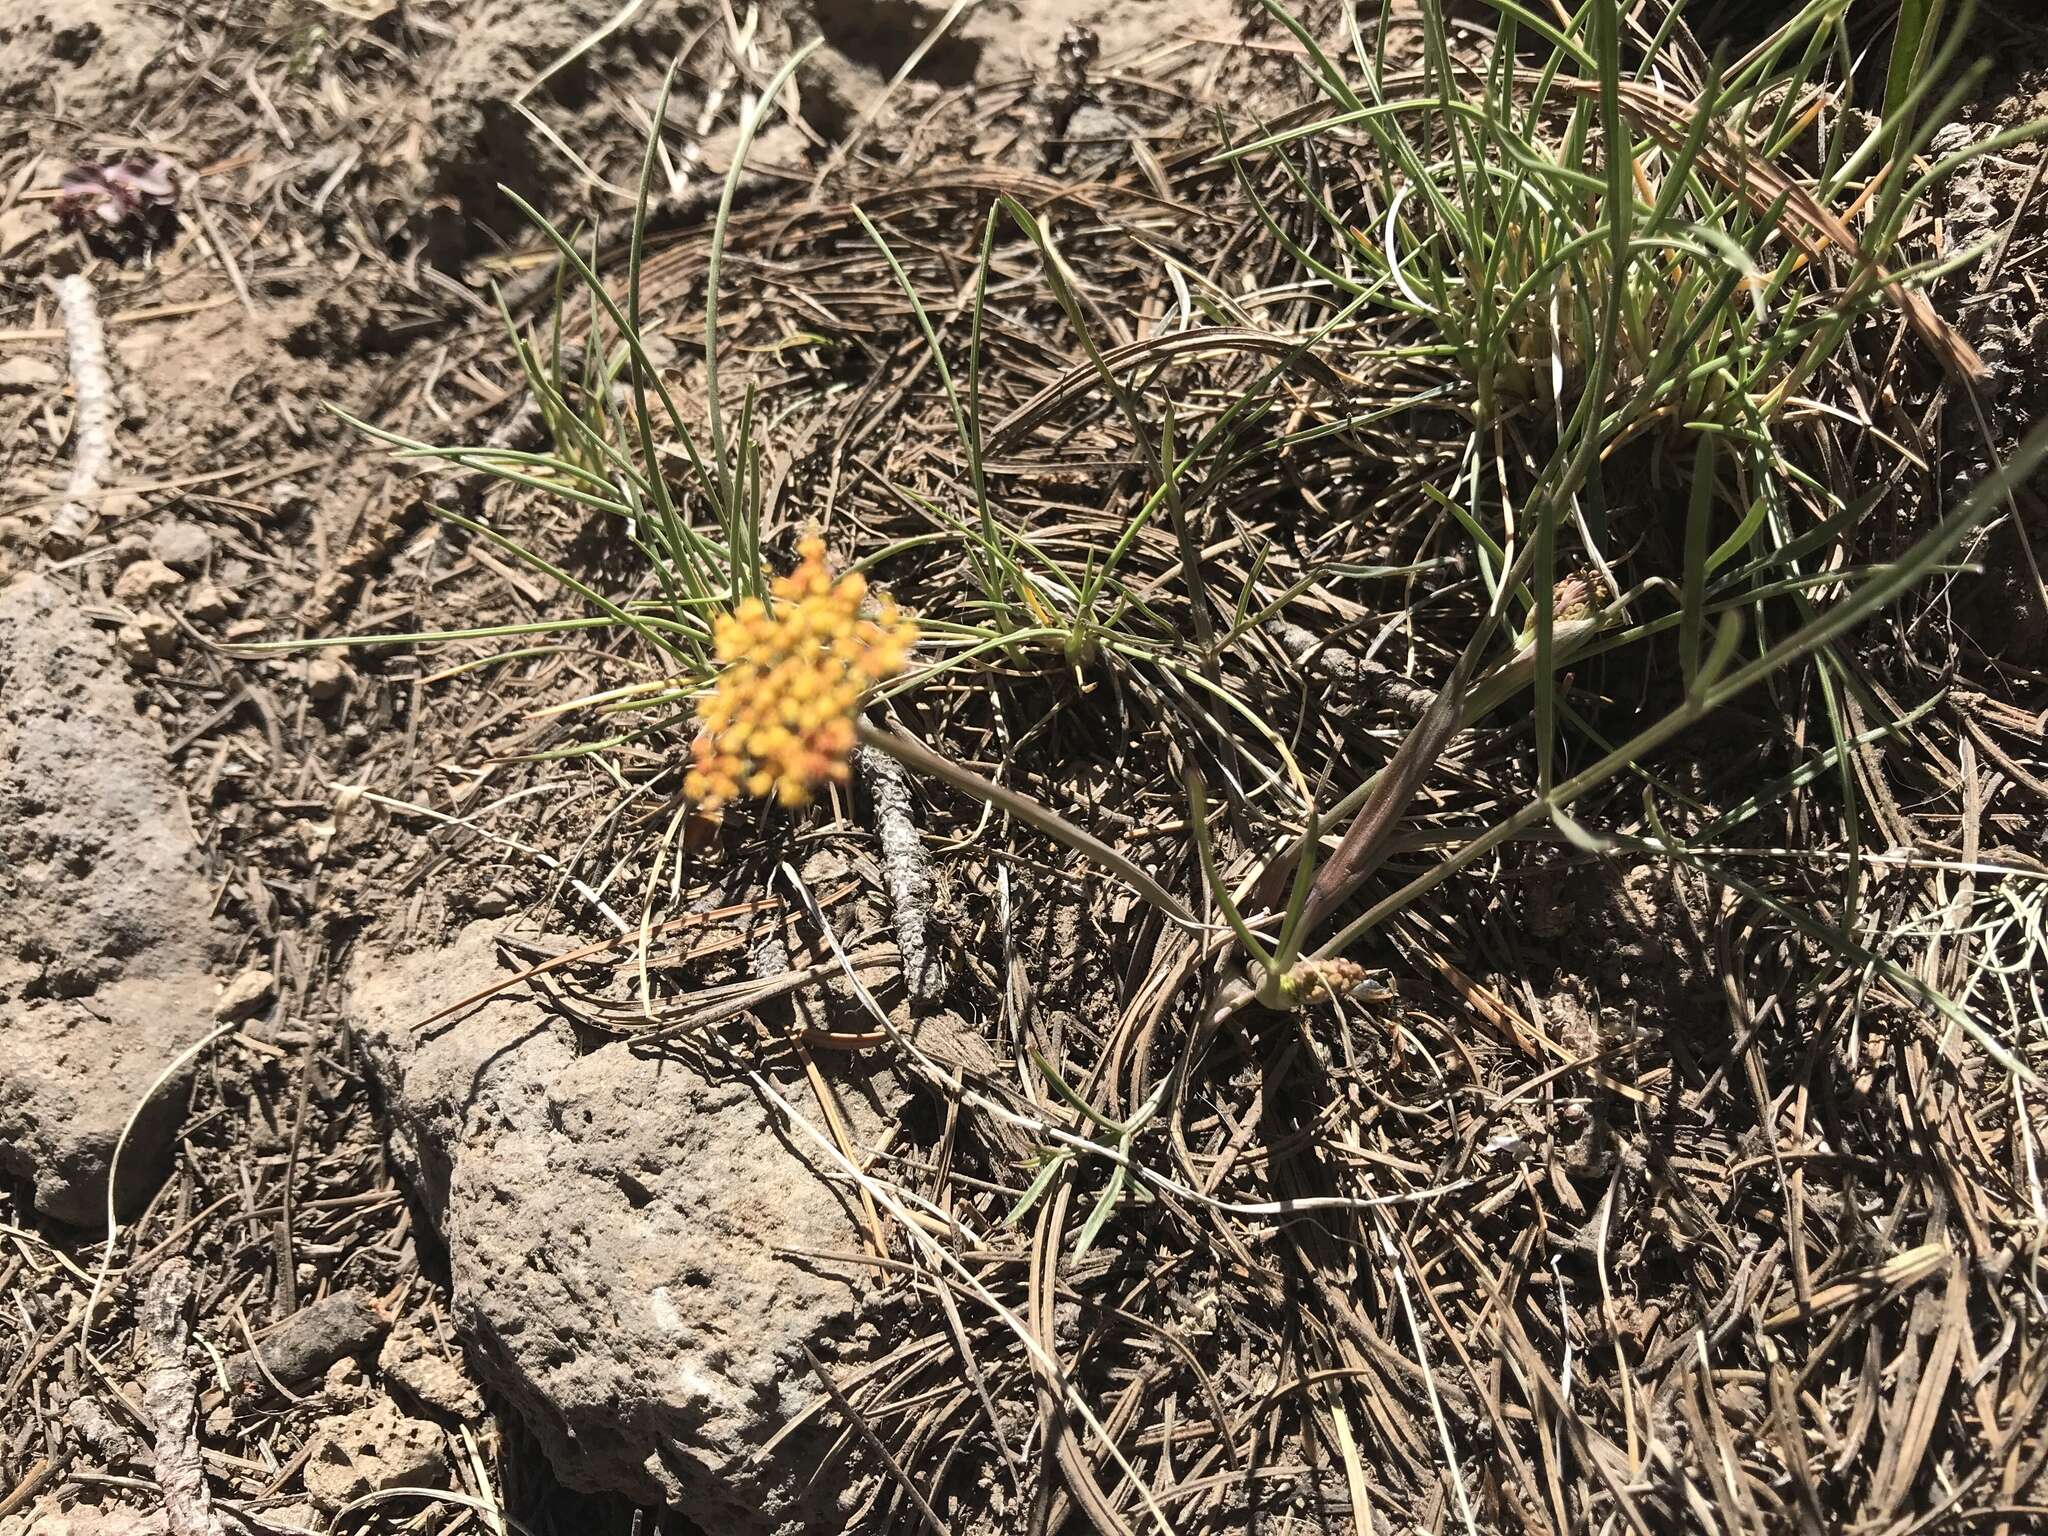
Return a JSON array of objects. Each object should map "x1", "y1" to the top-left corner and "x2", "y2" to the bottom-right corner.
[{"x1": 54, "y1": 154, "x2": 181, "y2": 238}]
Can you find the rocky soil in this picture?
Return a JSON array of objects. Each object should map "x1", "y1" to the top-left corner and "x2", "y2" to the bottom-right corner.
[{"x1": 0, "y1": 573, "x2": 219, "y2": 1227}]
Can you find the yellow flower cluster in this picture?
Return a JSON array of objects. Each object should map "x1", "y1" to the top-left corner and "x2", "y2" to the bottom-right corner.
[{"x1": 685, "y1": 538, "x2": 918, "y2": 810}]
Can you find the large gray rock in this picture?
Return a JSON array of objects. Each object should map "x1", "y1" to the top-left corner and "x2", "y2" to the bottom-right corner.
[
  {"x1": 346, "y1": 922, "x2": 877, "y2": 1531},
  {"x1": 0, "y1": 1499, "x2": 168, "y2": 1536},
  {"x1": 0, "y1": 573, "x2": 217, "y2": 1225}
]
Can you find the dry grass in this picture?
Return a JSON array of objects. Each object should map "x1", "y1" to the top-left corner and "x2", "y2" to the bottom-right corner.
[
  {"x1": 11, "y1": 2, "x2": 2048, "y2": 1534},
  {"x1": 332, "y1": 4, "x2": 2048, "y2": 1532}
]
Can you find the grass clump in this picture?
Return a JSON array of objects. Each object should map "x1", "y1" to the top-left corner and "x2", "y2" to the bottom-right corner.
[
  {"x1": 312, "y1": 0, "x2": 2048, "y2": 1107},
  {"x1": 294, "y1": 2, "x2": 2048, "y2": 1529},
  {"x1": 1168, "y1": 0, "x2": 2046, "y2": 1044}
]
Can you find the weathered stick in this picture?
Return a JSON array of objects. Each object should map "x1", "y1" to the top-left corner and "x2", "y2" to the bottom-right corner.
[
  {"x1": 140, "y1": 1260, "x2": 229, "y2": 1536},
  {"x1": 857, "y1": 742, "x2": 945, "y2": 1002},
  {"x1": 49, "y1": 274, "x2": 115, "y2": 554}
]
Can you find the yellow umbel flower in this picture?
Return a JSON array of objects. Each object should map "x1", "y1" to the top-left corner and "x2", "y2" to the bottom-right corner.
[{"x1": 685, "y1": 538, "x2": 918, "y2": 811}]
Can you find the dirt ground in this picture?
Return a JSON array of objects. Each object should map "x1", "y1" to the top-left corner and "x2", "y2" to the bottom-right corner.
[{"x1": 5, "y1": 1, "x2": 2048, "y2": 1534}]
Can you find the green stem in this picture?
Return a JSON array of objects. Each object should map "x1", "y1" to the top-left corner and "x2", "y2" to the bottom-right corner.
[{"x1": 855, "y1": 717, "x2": 1196, "y2": 928}]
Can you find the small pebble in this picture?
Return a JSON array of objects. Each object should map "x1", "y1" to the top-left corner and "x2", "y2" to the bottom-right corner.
[
  {"x1": 0, "y1": 206, "x2": 39, "y2": 253},
  {"x1": 471, "y1": 886, "x2": 516, "y2": 917},
  {"x1": 269, "y1": 481, "x2": 312, "y2": 519},
  {"x1": 148, "y1": 518, "x2": 213, "y2": 571},
  {"x1": 324, "y1": 1355, "x2": 370, "y2": 1400},
  {"x1": 136, "y1": 611, "x2": 177, "y2": 656},
  {"x1": 0, "y1": 356, "x2": 59, "y2": 392},
  {"x1": 112, "y1": 558, "x2": 183, "y2": 604},
  {"x1": 184, "y1": 580, "x2": 238, "y2": 622},
  {"x1": 98, "y1": 490, "x2": 147, "y2": 524},
  {"x1": 115, "y1": 625, "x2": 157, "y2": 673},
  {"x1": 266, "y1": 1501, "x2": 320, "y2": 1535},
  {"x1": 307, "y1": 655, "x2": 352, "y2": 700},
  {"x1": 115, "y1": 613, "x2": 176, "y2": 672},
  {"x1": 214, "y1": 966, "x2": 277, "y2": 1021}
]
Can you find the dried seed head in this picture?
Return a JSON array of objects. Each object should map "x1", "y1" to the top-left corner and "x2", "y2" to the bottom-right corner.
[
  {"x1": 1262, "y1": 957, "x2": 1386, "y2": 1010},
  {"x1": 1550, "y1": 569, "x2": 1610, "y2": 625}
]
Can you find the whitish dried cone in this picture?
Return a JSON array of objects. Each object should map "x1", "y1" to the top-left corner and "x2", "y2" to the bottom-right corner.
[
  {"x1": 48, "y1": 274, "x2": 114, "y2": 555},
  {"x1": 141, "y1": 1259, "x2": 231, "y2": 1536},
  {"x1": 858, "y1": 741, "x2": 944, "y2": 1002}
]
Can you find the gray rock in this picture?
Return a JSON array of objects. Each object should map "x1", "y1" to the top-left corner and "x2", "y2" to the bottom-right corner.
[
  {"x1": 377, "y1": 1322, "x2": 482, "y2": 1418},
  {"x1": 223, "y1": 1289, "x2": 389, "y2": 1394},
  {"x1": 468, "y1": 885, "x2": 516, "y2": 917},
  {"x1": 301, "y1": 1398, "x2": 448, "y2": 1511},
  {"x1": 0, "y1": 574, "x2": 216, "y2": 1225},
  {"x1": 346, "y1": 922, "x2": 877, "y2": 1532},
  {"x1": 111, "y1": 558, "x2": 182, "y2": 604},
  {"x1": 145, "y1": 519, "x2": 212, "y2": 571}
]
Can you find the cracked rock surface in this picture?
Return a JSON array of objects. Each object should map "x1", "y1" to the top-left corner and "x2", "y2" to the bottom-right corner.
[
  {"x1": 346, "y1": 920, "x2": 887, "y2": 1530},
  {"x1": 0, "y1": 573, "x2": 218, "y2": 1225}
]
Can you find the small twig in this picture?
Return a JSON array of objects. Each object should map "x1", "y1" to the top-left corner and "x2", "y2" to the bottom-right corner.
[
  {"x1": 71, "y1": 1396, "x2": 147, "y2": 1466},
  {"x1": 141, "y1": 1260, "x2": 231, "y2": 1536},
  {"x1": 0, "y1": 1458, "x2": 60, "y2": 1520},
  {"x1": 1274, "y1": 621, "x2": 1436, "y2": 718},
  {"x1": 48, "y1": 273, "x2": 114, "y2": 553},
  {"x1": 801, "y1": 1343, "x2": 948, "y2": 1536},
  {"x1": 858, "y1": 741, "x2": 945, "y2": 1001},
  {"x1": 81, "y1": 1019, "x2": 243, "y2": 1343},
  {"x1": 189, "y1": 195, "x2": 257, "y2": 322}
]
